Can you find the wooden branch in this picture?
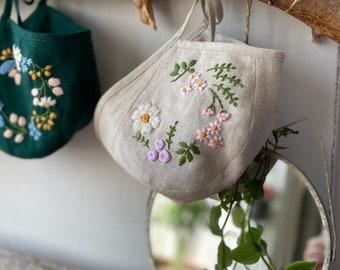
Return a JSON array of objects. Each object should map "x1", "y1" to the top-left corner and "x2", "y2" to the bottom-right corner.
[{"x1": 257, "y1": 0, "x2": 340, "y2": 43}]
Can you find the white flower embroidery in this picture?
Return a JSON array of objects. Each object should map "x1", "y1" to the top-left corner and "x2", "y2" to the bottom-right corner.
[
  {"x1": 38, "y1": 96, "x2": 57, "y2": 108},
  {"x1": 12, "y1": 45, "x2": 22, "y2": 72},
  {"x1": 132, "y1": 103, "x2": 160, "y2": 135}
]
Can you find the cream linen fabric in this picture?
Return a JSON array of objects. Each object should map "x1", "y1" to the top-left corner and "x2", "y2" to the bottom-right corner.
[{"x1": 94, "y1": 0, "x2": 285, "y2": 203}]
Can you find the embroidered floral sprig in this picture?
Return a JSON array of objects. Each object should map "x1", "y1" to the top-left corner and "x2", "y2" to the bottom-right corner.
[
  {"x1": 166, "y1": 121, "x2": 178, "y2": 149},
  {"x1": 0, "y1": 103, "x2": 27, "y2": 144},
  {"x1": 206, "y1": 63, "x2": 244, "y2": 112},
  {"x1": 133, "y1": 134, "x2": 149, "y2": 148},
  {"x1": 0, "y1": 44, "x2": 64, "y2": 144},
  {"x1": 208, "y1": 63, "x2": 244, "y2": 87},
  {"x1": 175, "y1": 141, "x2": 200, "y2": 166},
  {"x1": 170, "y1": 60, "x2": 197, "y2": 82}
]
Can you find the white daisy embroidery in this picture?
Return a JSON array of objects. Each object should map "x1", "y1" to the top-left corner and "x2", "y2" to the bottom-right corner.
[
  {"x1": 12, "y1": 45, "x2": 22, "y2": 72},
  {"x1": 38, "y1": 96, "x2": 57, "y2": 108},
  {"x1": 132, "y1": 103, "x2": 160, "y2": 135}
]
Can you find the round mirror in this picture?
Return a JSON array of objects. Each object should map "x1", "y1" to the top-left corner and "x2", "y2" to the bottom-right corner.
[{"x1": 148, "y1": 153, "x2": 331, "y2": 270}]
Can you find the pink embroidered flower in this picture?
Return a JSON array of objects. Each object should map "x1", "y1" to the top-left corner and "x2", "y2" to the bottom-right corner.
[
  {"x1": 180, "y1": 84, "x2": 192, "y2": 96},
  {"x1": 217, "y1": 112, "x2": 232, "y2": 122},
  {"x1": 208, "y1": 121, "x2": 222, "y2": 136},
  {"x1": 159, "y1": 149, "x2": 172, "y2": 163},
  {"x1": 196, "y1": 128, "x2": 210, "y2": 142},
  {"x1": 208, "y1": 135, "x2": 224, "y2": 149},
  {"x1": 48, "y1": 77, "x2": 61, "y2": 87},
  {"x1": 14, "y1": 134, "x2": 24, "y2": 144},
  {"x1": 202, "y1": 108, "x2": 215, "y2": 116},
  {"x1": 52, "y1": 87, "x2": 64, "y2": 96},
  {"x1": 154, "y1": 139, "x2": 166, "y2": 151},
  {"x1": 147, "y1": 149, "x2": 159, "y2": 162},
  {"x1": 31, "y1": 88, "x2": 39, "y2": 97},
  {"x1": 188, "y1": 72, "x2": 201, "y2": 83},
  {"x1": 194, "y1": 79, "x2": 207, "y2": 91},
  {"x1": 3, "y1": 129, "x2": 13, "y2": 139}
]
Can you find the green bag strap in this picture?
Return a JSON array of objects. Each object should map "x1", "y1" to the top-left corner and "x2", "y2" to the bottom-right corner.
[{"x1": 1, "y1": 0, "x2": 47, "y2": 24}]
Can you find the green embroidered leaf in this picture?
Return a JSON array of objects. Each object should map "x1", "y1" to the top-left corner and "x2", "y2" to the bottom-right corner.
[
  {"x1": 189, "y1": 59, "x2": 197, "y2": 67},
  {"x1": 283, "y1": 261, "x2": 316, "y2": 270},
  {"x1": 186, "y1": 151, "x2": 193, "y2": 162},
  {"x1": 133, "y1": 135, "x2": 149, "y2": 148},
  {"x1": 217, "y1": 240, "x2": 233, "y2": 268},
  {"x1": 170, "y1": 63, "x2": 180, "y2": 76},
  {"x1": 209, "y1": 206, "x2": 222, "y2": 236},
  {"x1": 175, "y1": 148, "x2": 185, "y2": 155},
  {"x1": 170, "y1": 59, "x2": 197, "y2": 82},
  {"x1": 176, "y1": 141, "x2": 200, "y2": 166},
  {"x1": 166, "y1": 121, "x2": 178, "y2": 149},
  {"x1": 190, "y1": 144, "x2": 200, "y2": 155},
  {"x1": 231, "y1": 243, "x2": 261, "y2": 265},
  {"x1": 179, "y1": 141, "x2": 188, "y2": 148},
  {"x1": 179, "y1": 155, "x2": 186, "y2": 166}
]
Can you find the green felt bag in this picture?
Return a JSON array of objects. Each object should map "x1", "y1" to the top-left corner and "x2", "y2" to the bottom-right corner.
[{"x1": 0, "y1": 0, "x2": 100, "y2": 158}]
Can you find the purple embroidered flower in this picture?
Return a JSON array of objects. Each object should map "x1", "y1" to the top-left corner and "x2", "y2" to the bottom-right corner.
[
  {"x1": 159, "y1": 149, "x2": 172, "y2": 163},
  {"x1": 196, "y1": 128, "x2": 210, "y2": 142},
  {"x1": 154, "y1": 139, "x2": 166, "y2": 151},
  {"x1": 208, "y1": 121, "x2": 222, "y2": 136},
  {"x1": 147, "y1": 149, "x2": 159, "y2": 162},
  {"x1": 180, "y1": 84, "x2": 193, "y2": 96},
  {"x1": 193, "y1": 79, "x2": 207, "y2": 91},
  {"x1": 217, "y1": 112, "x2": 231, "y2": 122},
  {"x1": 208, "y1": 135, "x2": 224, "y2": 149},
  {"x1": 202, "y1": 108, "x2": 215, "y2": 116}
]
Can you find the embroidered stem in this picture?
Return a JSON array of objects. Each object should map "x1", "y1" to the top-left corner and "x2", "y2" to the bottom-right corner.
[
  {"x1": 170, "y1": 60, "x2": 197, "y2": 82},
  {"x1": 213, "y1": 83, "x2": 239, "y2": 107},
  {"x1": 1, "y1": 111, "x2": 27, "y2": 135},
  {"x1": 133, "y1": 134, "x2": 150, "y2": 148},
  {"x1": 166, "y1": 121, "x2": 178, "y2": 149},
  {"x1": 208, "y1": 88, "x2": 224, "y2": 112},
  {"x1": 208, "y1": 63, "x2": 244, "y2": 88}
]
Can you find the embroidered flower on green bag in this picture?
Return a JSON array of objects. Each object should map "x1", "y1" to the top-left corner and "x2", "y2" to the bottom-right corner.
[{"x1": 0, "y1": 44, "x2": 64, "y2": 144}]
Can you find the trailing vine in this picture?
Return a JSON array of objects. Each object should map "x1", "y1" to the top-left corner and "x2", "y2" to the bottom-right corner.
[{"x1": 209, "y1": 123, "x2": 317, "y2": 270}]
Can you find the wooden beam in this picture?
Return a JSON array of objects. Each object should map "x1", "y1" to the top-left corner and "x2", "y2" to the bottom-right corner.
[{"x1": 257, "y1": 0, "x2": 340, "y2": 43}]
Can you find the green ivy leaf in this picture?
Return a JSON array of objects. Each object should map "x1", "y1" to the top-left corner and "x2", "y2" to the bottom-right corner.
[
  {"x1": 245, "y1": 227, "x2": 262, "y2": 243},
  {"x1": 217, "y1": 240, "x2": 232, "y2": 268},
  {"x1": 209, "y1": 206, "x2": 222, "y2": 236},
  {"x1": 231, "y1": 243, "x2": 261, "y2": 265},
  {"x1": 284, "y1": 261, "x2": 316, "y2": 270},
  {"x1": 181, "y1": 61, "x2": 187, "y2": 70},
  {"x1": 231, "y1": 204, "x2": 244, "y2": 228}
]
